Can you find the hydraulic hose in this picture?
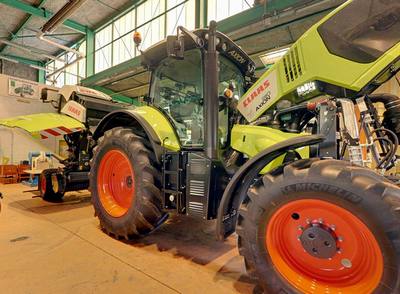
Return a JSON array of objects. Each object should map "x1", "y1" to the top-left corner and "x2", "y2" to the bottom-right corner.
[{"x1": 368, "y1": 94, "x2": 400, "y2": 139}]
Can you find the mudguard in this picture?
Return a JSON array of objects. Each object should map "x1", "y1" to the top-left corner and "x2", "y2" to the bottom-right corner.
[
  {"x1": 93, "y1": 106, "x2": 180, "y2": 162},
  {"x1": 216, "y1": 134, "x2": 325, "y2": 240}
]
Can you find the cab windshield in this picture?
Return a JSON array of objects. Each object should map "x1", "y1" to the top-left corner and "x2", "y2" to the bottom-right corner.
[
  {"x1": 318, "y1": 0, "x2": 400, "y2": 63},
  {"x1": 151, "y1": 49, "x2": 245, "y2": 147}
]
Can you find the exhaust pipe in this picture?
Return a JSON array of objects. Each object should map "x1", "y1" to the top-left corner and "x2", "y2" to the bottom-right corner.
[{"x1": 204, "y1": 21, "x2": 219, "y2": 160}]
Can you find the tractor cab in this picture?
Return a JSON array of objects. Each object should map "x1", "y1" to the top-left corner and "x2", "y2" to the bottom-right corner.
[{"x1": 141, "y1": 28, "x2": 255, "y2": 151}]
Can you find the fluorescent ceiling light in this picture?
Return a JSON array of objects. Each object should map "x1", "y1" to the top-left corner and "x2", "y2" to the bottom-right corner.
[{"x1": 259, "y1": 47, "x2": 290, "y2": 67}]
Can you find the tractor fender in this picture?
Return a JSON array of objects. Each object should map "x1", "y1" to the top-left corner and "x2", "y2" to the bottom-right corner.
[
  {"x1": 216, "y1": 134, "x2": 325, "y2": 240},
  {"x1": 93, "y1": 110, "x2": 164, "y2": 163}
]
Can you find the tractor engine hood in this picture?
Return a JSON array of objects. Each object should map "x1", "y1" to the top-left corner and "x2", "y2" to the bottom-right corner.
[{"x1": 238, "y1": 0, "x2": 400, "y2": 123}]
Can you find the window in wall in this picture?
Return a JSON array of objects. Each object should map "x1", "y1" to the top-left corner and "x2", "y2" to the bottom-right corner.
[
  {"x1": 65, "y1": 52, "x2": 78, "y2": 85},
  {"x1": 208, "y1": 0, "x2": 251, "y2": 22},
  {"x1": 113, "y1": 34, "x2": 136, "y2": 65},
  {"x1": 45, "y1": 39, "x2": 86, "y2": 86},
  {"x1": 136, "y1": 0, "x2": 165, "y2": 50},
  {"x1": 96, "y1": 25, "x2": 112, "y2": 50},
  {"x1": 78, "y1": 41, "x2": 86, "y2": 81},
  {"x1": 95, "y1": 25, "x2": 112, "y2": 73},
  {"x1": 94, "y1": 0, "x2": 199, "y2": 73},
  {"x1": 54, "y1": 55, "x2": 66, "y2": 87},
  {"x1": 46, "y1": 61, "x2": 55, "y2": 86},
  {"x1": 95, "y1": 44, "x2": 112, "y2": 73},
  {"x1": 166, "y1": 0, "x2": 196, "y2": 35},
  {"x1": 113, "y1": 10, "x2": 136, "y2": 65}
]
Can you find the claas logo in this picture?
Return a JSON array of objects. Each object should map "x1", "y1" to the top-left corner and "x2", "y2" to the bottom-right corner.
[
  {"x1": 68, "y1": 105, "x2": 81, "y2": 116},
  {"x1": 242, "y1": 79, "x2": 271, "y2": 108}
]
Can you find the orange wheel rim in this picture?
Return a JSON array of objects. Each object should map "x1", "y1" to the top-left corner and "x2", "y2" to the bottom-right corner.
[
  {"x1": 97, "y1": 149, "x2": 135, "y2": 217},
  {"x1": 266, "y1": 199, "x2": 383, "y2": 293},
  {"x1": 40, "y1": 176, "x2": 46, "y2": 194}
]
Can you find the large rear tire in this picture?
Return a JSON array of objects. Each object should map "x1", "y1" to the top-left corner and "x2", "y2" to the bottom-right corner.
[
  {"x1": 39, "y1": 169, "x2": 65, "y2": 202},
  {"x1": 237, "y1": 159, "x2": 400, "y2": 293},
  {"x1": 89, "y1": 127, "x2": 167, "y2": 239}
]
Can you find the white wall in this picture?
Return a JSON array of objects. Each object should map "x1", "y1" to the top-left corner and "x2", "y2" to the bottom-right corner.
[
  {"x1": 0, "y1": 74, "x2": 60, "y2": 164},
  {"x1": 0, "y1": 128, "x2": 60, "y2": 164},
  {"x1": 376, "y1": 74, "x2": 400, "y2": 96}
]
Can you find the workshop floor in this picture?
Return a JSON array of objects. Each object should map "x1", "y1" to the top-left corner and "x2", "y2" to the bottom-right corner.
[{"x1": 0, "y1": 184, "x2": 257, "y2": 294}]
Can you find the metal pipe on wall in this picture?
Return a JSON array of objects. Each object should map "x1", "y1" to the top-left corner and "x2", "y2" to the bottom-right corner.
[
  {"x1": 0, "y1": 39, "x2": 65, "y2": 62},
  {"x1": 36, "y1": 0, "x2": 88, "y2": 59},
  {"x1": 36, "y1": 33, "x2": 84, "y2": 57}
]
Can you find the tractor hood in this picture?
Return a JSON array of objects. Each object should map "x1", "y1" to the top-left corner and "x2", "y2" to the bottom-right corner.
[
  {"x1": 238, "y1": 0, "x2": 400, "y2": 122},
  {"x1": 0, "y1": 113, "x2": 84, "y2": 139}
]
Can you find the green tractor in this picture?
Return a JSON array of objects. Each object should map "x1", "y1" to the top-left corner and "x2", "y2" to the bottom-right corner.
[{"x1": 89, "y1": 0, "x2": 400, "y2": 292}]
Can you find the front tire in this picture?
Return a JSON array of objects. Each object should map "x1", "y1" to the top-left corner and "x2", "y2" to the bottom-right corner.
[
  {"x1": 237, "y1": 159, "x2": 400, "y2": 293},
  {"x1": 90, "y1": 127, "x2": 167, "y2": 239},
  {"x1": 39, "y1": 169, "x2": 65, "y2": 202}
]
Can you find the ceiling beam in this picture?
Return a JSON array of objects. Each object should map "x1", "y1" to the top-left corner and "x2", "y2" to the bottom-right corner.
[
  {"x1": 0, "y1": 53, "x2": 43, "y2": 66},
  {"x1": 0, "y1": 0, "x2": 48, "y2": 54},
  {"x1": 9, "y1": 32, "x2": 82, "y2": 39},
  {"x1": 0, "y1": 0, "x2": 88, "y2": 34}
]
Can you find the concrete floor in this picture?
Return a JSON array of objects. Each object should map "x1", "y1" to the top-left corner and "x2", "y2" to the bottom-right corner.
[{"x1": 0, "y1": 183, "x2": 257, "y2": 294}]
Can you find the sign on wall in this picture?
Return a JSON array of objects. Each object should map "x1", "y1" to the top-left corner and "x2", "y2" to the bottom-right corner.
[{"x1": 8, "y1": 77, "x2": 39, "y2": 99}]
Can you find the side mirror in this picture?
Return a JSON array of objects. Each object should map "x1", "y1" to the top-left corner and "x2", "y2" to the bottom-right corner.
[{"x1": 166, "y1": 35, "x2": 184, "y2": 59}]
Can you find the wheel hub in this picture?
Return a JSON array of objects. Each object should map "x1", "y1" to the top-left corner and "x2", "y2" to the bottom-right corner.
[
  {"x1": 299, "y1": 223, "x2": 338, "y2": 259},
  {"x1": 266, "y1": 199, "x2": 384, "y2": 293},
  {"x1": 97, "y1": 149, "x2": 135, "y2": 218}
]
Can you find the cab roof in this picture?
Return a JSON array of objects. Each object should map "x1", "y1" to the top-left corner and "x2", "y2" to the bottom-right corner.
[{"x1": 141, "y1": 29, "x2": 255, "y2": 77}]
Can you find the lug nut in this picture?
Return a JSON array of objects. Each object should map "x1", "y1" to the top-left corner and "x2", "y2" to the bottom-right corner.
[
  {"x1": 341, "y1": 258, "x2": 352, "y2": 268},
  {"x1": 338, "y1": 236, "x2": 344, "y2": 242},
  {"x1": 318, "y1": 218, "x2": 324, "y2": 224},
  {"x1": 297, "y1": 225, "x2": 304, "y2": 231},
  {"x1": 330, "y1": 224, "x2": 336, "y2": 231}
]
